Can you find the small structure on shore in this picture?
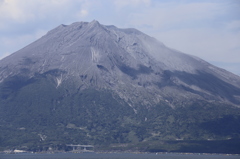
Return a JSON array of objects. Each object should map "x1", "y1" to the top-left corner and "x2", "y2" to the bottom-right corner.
[{"x1": 66, "y1": 144, "x2": 94, "y2": 152}]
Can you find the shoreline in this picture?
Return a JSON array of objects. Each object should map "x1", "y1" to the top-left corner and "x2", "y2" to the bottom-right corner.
[{"x1": 1, "y1": 150, "x2": 240, "y2": 156}]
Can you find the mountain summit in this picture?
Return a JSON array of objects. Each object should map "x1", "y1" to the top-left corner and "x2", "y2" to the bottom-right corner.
[
  {"x1": 1, "y1": 20, "x2": 240, "y2": 107},
  {"x1": 0, "y1": 21, "x2": 240, "y2": 152}
]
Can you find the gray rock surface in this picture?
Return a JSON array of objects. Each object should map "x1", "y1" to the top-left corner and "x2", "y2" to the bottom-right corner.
[{"x1": 1, "y1": 20, "x2": 240, "y2": 108}]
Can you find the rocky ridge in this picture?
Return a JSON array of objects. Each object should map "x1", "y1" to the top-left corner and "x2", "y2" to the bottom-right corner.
[{"x1": 0, "y1": 20, "x2": 240, "y2": 108}]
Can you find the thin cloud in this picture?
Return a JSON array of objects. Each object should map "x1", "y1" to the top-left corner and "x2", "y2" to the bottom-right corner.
[
  {"x1": 226, "y1": 20, "x2": 240, "y2": 30},
  {"x1": 156, "y1": 28, "x2": 240, "y2": 62},
  {"x1": 113, "y1": 0, "x2": 150, "y2": 8},
  {"x1": 127, "y1": 1, "x2": 222, "y2": 30},
  {"x1": 0, "y1": 0, "x2": 88, "y2": 31}
]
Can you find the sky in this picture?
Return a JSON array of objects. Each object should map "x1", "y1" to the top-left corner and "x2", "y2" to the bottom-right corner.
[{"x1": 0, "y1": 0, "x2": 240, "y2": 75}]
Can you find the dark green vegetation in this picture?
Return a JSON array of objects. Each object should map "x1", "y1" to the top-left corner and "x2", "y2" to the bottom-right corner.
[
  {"x1": 101, "y1": 139, "x2": 240, "y2": 154},
  {"x1": 0, "y1": 73, "x2": 240, "y2": 153}
]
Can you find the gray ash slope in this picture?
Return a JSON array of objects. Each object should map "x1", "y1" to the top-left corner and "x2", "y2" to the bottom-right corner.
[
  {"x1": 1, "y1": 20, "x2": 240, "y2": 107},
  {"x1": 1, "y1": 21, "x2": 240, "y2": 151}
]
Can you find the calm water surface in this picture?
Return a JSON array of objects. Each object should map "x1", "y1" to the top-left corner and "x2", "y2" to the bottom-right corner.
[{"x1": 0, "y1": 152, "x2": 239, "y2": 159}]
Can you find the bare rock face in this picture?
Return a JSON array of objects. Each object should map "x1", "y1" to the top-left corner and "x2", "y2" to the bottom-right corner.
[{"x1": 1, "y1": 20, "x2": 240, "y2": 108}]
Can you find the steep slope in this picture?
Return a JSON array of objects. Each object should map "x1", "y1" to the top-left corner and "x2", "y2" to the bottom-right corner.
[{"x1": 0, "y1": 20, "x2": 240, "y2": 152}]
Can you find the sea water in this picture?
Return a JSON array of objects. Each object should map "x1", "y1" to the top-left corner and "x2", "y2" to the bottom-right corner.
[{"x1": 0, "y1": 152, "x2": 239, "y2": 159}]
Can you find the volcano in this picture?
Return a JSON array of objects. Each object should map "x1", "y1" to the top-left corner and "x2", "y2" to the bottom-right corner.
[{"x1": 0, "y1": 20, "x2": 240, "y2": 153}]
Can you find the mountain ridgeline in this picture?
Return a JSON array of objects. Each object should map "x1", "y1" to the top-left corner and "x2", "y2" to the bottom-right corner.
[{"x1": 0, "y1": 20, "x2": 240, "y2": 153}]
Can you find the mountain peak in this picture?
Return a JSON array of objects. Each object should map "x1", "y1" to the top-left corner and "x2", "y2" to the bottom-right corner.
[
  {"x1": 0, "y1": 21, "x2": 240, "y2": 107},
  {"x1": 86, "y1": 20, "x2": 106, "y2": 32},
  {"x1": 89, "y1": 20, "x2": 100, "y2": 25}
]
